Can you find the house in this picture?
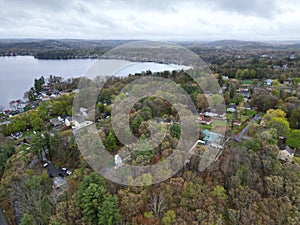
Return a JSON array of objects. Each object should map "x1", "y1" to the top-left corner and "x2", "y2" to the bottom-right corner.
[
  {"x1": 162, "y1": 118, "x2": 173, "y2": 125},
  {"x1": 73, "y1": 117, "x2": 93, "y2": 130},
  {"x1": 41, "y1": 95, "x2": 50, "y2": 101},
  {"x1": 261, "y1": 54, "x2": 269, "y2": 58},
  {"x1": 233, "y1": 121, "x2": 242, "y2": 126},
  {"x1": 117, "y1": 149, "x2": 131, "y2": 164},
  {"x1": 53, "y1": 177, "x2": 67, "y2": 189},
  {"x1": 222, "y1": 76, "x2": 229, "y2": 80},
  {"x1": 204, "y1": 112, "x2": 219, "y2": 117},
  {"x1": 79, "y1": 107, "x2": 88, "y2": 117},
  {"x1": 50, "y1": 118, "x2": 61, "y2": 126},
  {"x1": 114, "y1": 154, "x2": 123, "y2": 166},
  {"x1": 3, "y1": 110, "x2": 11, "y2": 115},
  {"x1": 239, "y1": 86, "x2": 251, "y2": 99},
  {"x1": 10, "y1": 132, "x2": 22, "y2": 140},
  {"x1": 278, "y1": 147, "x2": 295, "y2": 162},
  {"x1": 290, "y1": 55, "x2": 296, "y2": 60},
  {"x1": 227, "y1": 107, "x2": 236, "y2": 113},
  {"x1": 273, "y1": 65, "x2": 281, "y2": 70},
  {"x1": 283, "y1": 64, "x2": 288, "y2": 70},
  {"x1": 65, "y1": 116, "x2": 73, "y2": 126},
  {"x1": 50, "y1": 93, "x2": 59, "y2": 99},
  {"x1": 265, "y1": 79, "x2": 274, "y2": 86},
  {"x1": 198, "y1": 115, "x2": 212, "y2": 125},
  {"x1": 277, "y1": 136, "x2": 295, "y2": 162}
]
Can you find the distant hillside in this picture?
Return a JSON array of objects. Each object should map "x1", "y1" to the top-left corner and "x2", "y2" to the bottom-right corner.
[
  {"x1": 1, "y1": 39, "x2": 300, "y2": 59},
  {"x1": 0, "y1": 39, "x2": 134, "y2": 59}
]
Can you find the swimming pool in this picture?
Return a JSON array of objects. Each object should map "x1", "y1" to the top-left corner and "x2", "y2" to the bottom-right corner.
[{"x1": 203, "y1": 129, "x2": 223, "y2": 144}]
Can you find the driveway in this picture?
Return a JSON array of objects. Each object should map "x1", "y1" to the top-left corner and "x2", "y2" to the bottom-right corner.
[{"x1": 235, "y1": 114, "x2": 260, "y2": 142}]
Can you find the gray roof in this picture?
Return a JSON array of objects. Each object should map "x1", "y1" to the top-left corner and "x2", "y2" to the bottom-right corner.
[
  {"x1": 65, "y1": 116, "x2": 73, "y2": 121},
  {"x1": 286, "y1": 145, "x2": 295, "y2": 155},
  {"x1": 53, "y1": 177, "x2": 67, "y2": 188},
  {"x1": 50, "y1": 118, "x2": 61, "y2": 126}
]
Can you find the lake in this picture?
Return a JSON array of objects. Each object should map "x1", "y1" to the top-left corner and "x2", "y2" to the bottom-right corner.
[{"x1": 0, "y1": 56, "x2": 189, "y2": 109}]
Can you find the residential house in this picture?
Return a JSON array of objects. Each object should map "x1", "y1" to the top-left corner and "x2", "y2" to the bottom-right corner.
[
  {"x1": 265, "y1": 79, "x2": 274, "y2": 86},
  {"x1": 80, "y1": 107, "x2": 88, "y2": 118},
  {"x1": 238, "y1": 85, "x2": 251, "y2": 99},
  {"x1": 53, "y1": 177, "x2": 67, "y2": 189},
  {"x1": 277, "y1": 136, "x2": 295, "y2": 162},
  {"x1": 227, "y1": 107, "x2": 237, "y2": 113},
  {"x1": 114, "y1": 154, "x2": 123, "y2": 166},
  {"x1": 50, "y1": 118, "x2": 61, "y2": 127},
  {"x1": 10, "y1": 132, "x2": 22, "y2": 140},
  {"x1": 278, "y1": 147, "x2": 295, "y2": 162},
  {"x1": 65, "y1": 116, "x2": 73, "y2": 126},
  {"x1": 198, "y1": 115, "x2": 212, "y2": 125},
  {"x1": 233, "y1": 121, "x2": 242, "y2": 126},
  {"x1": 3, "y1": 110, "x2": 11, "y2": 115},
  {"x1": 222, "y1": 76, "x2": 229, "y2": 80},
  {"x1": 73, "y1": 117, "x2": 93, "y2": 130}
]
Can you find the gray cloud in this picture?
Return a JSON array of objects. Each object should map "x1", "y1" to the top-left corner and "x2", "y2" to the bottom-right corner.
[
  {"x1": 211, "y1": 0, "x2": 280, "y2": 18},
  {"x1": 0, "y1": 0, "x2": 298, "y2": 40}
]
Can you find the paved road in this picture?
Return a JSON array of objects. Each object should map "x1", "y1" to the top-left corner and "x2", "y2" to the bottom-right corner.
[
  {"x1": 235, "y1": 114, "x2": 260, "y2": 142},
  {"x1": 0, "y1": 207, "x2": 8, "y2": 225}
]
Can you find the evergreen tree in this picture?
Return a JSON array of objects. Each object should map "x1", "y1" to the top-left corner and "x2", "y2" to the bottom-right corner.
[{"x1": 105, "y1": 132, "x2": 118, "y2": 151}]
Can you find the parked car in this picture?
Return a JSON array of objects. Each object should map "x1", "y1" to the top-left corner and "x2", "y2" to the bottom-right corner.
[{"x1": 61, "y1": 167, "x2": 72, "y2": 176}]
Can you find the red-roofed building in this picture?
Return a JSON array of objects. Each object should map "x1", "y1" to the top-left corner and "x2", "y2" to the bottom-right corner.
[{"x1": 198, "y1": 115, "x2": 212, "y2": 125}]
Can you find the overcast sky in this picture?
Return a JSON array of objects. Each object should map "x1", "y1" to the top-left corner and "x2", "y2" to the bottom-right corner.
[{"x1": 1, "y1": 0, "x2": 300, "y2": 41}]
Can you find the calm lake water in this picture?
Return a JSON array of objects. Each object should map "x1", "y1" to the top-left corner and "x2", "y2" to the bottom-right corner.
[{"x1": 0, "y1": 56, "x2": 189, "y2": 109}]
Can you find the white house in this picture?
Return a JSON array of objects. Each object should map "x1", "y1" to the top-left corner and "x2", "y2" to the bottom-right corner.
[
  {"x1": 114, "y1": 154, "x2": 123, "y2": 166},
  {"x1": 65, "y1": 117, "x2": 73, "y2": 126},
  {"x1": 72, "y1": 118, "x2": 93, "y2": 130},
  {"x1": 265, "y1": 79, "x2": 274, "y2": 86},
  {"x1": 222, "y1": 76, "x2": 229, "y2": 80},
  {"x1": 227, "y1": 107, "x2": 237, "y2": 113},
  {"x1": 278, "y1": 146, "x2": 295, "y2": 162}
]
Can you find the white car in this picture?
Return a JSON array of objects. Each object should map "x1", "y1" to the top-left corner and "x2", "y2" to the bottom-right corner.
[
  {"x1": 61, "y1": 167, "x2": 72, "y2": 175},
  {"x1": 43, "y1": 163, "x2": 48, "y2": 168}
]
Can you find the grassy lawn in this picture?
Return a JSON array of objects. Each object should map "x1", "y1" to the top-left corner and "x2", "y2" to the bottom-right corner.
[
  {"x1": 241, "y1": 80, "x2": 253, "y2": 85},
  {"x1": 245, "y1": 109, "x2": 256, "y2": 117},
  {"x1": 226, "y1": 113, "x2": 249, "y2": 122},
  {"x1": 201, "y1": 124, "x2": 212, "y2": 130},
  {"x1": 201, "y1": 119, "x2": 227, "y2": 133},
  {"x1": 241, "y1": 115, "x2": 249, "y2": 122}
]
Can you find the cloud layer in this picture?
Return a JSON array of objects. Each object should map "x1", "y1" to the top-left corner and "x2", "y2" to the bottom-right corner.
[{"x1": 0, "y1": 0, "x2": 299, "y2": 40}]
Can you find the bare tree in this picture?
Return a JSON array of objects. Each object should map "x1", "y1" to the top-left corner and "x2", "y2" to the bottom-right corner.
[{"x1": 149, "y1": 191, "x2": 167, "y2": 218}]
